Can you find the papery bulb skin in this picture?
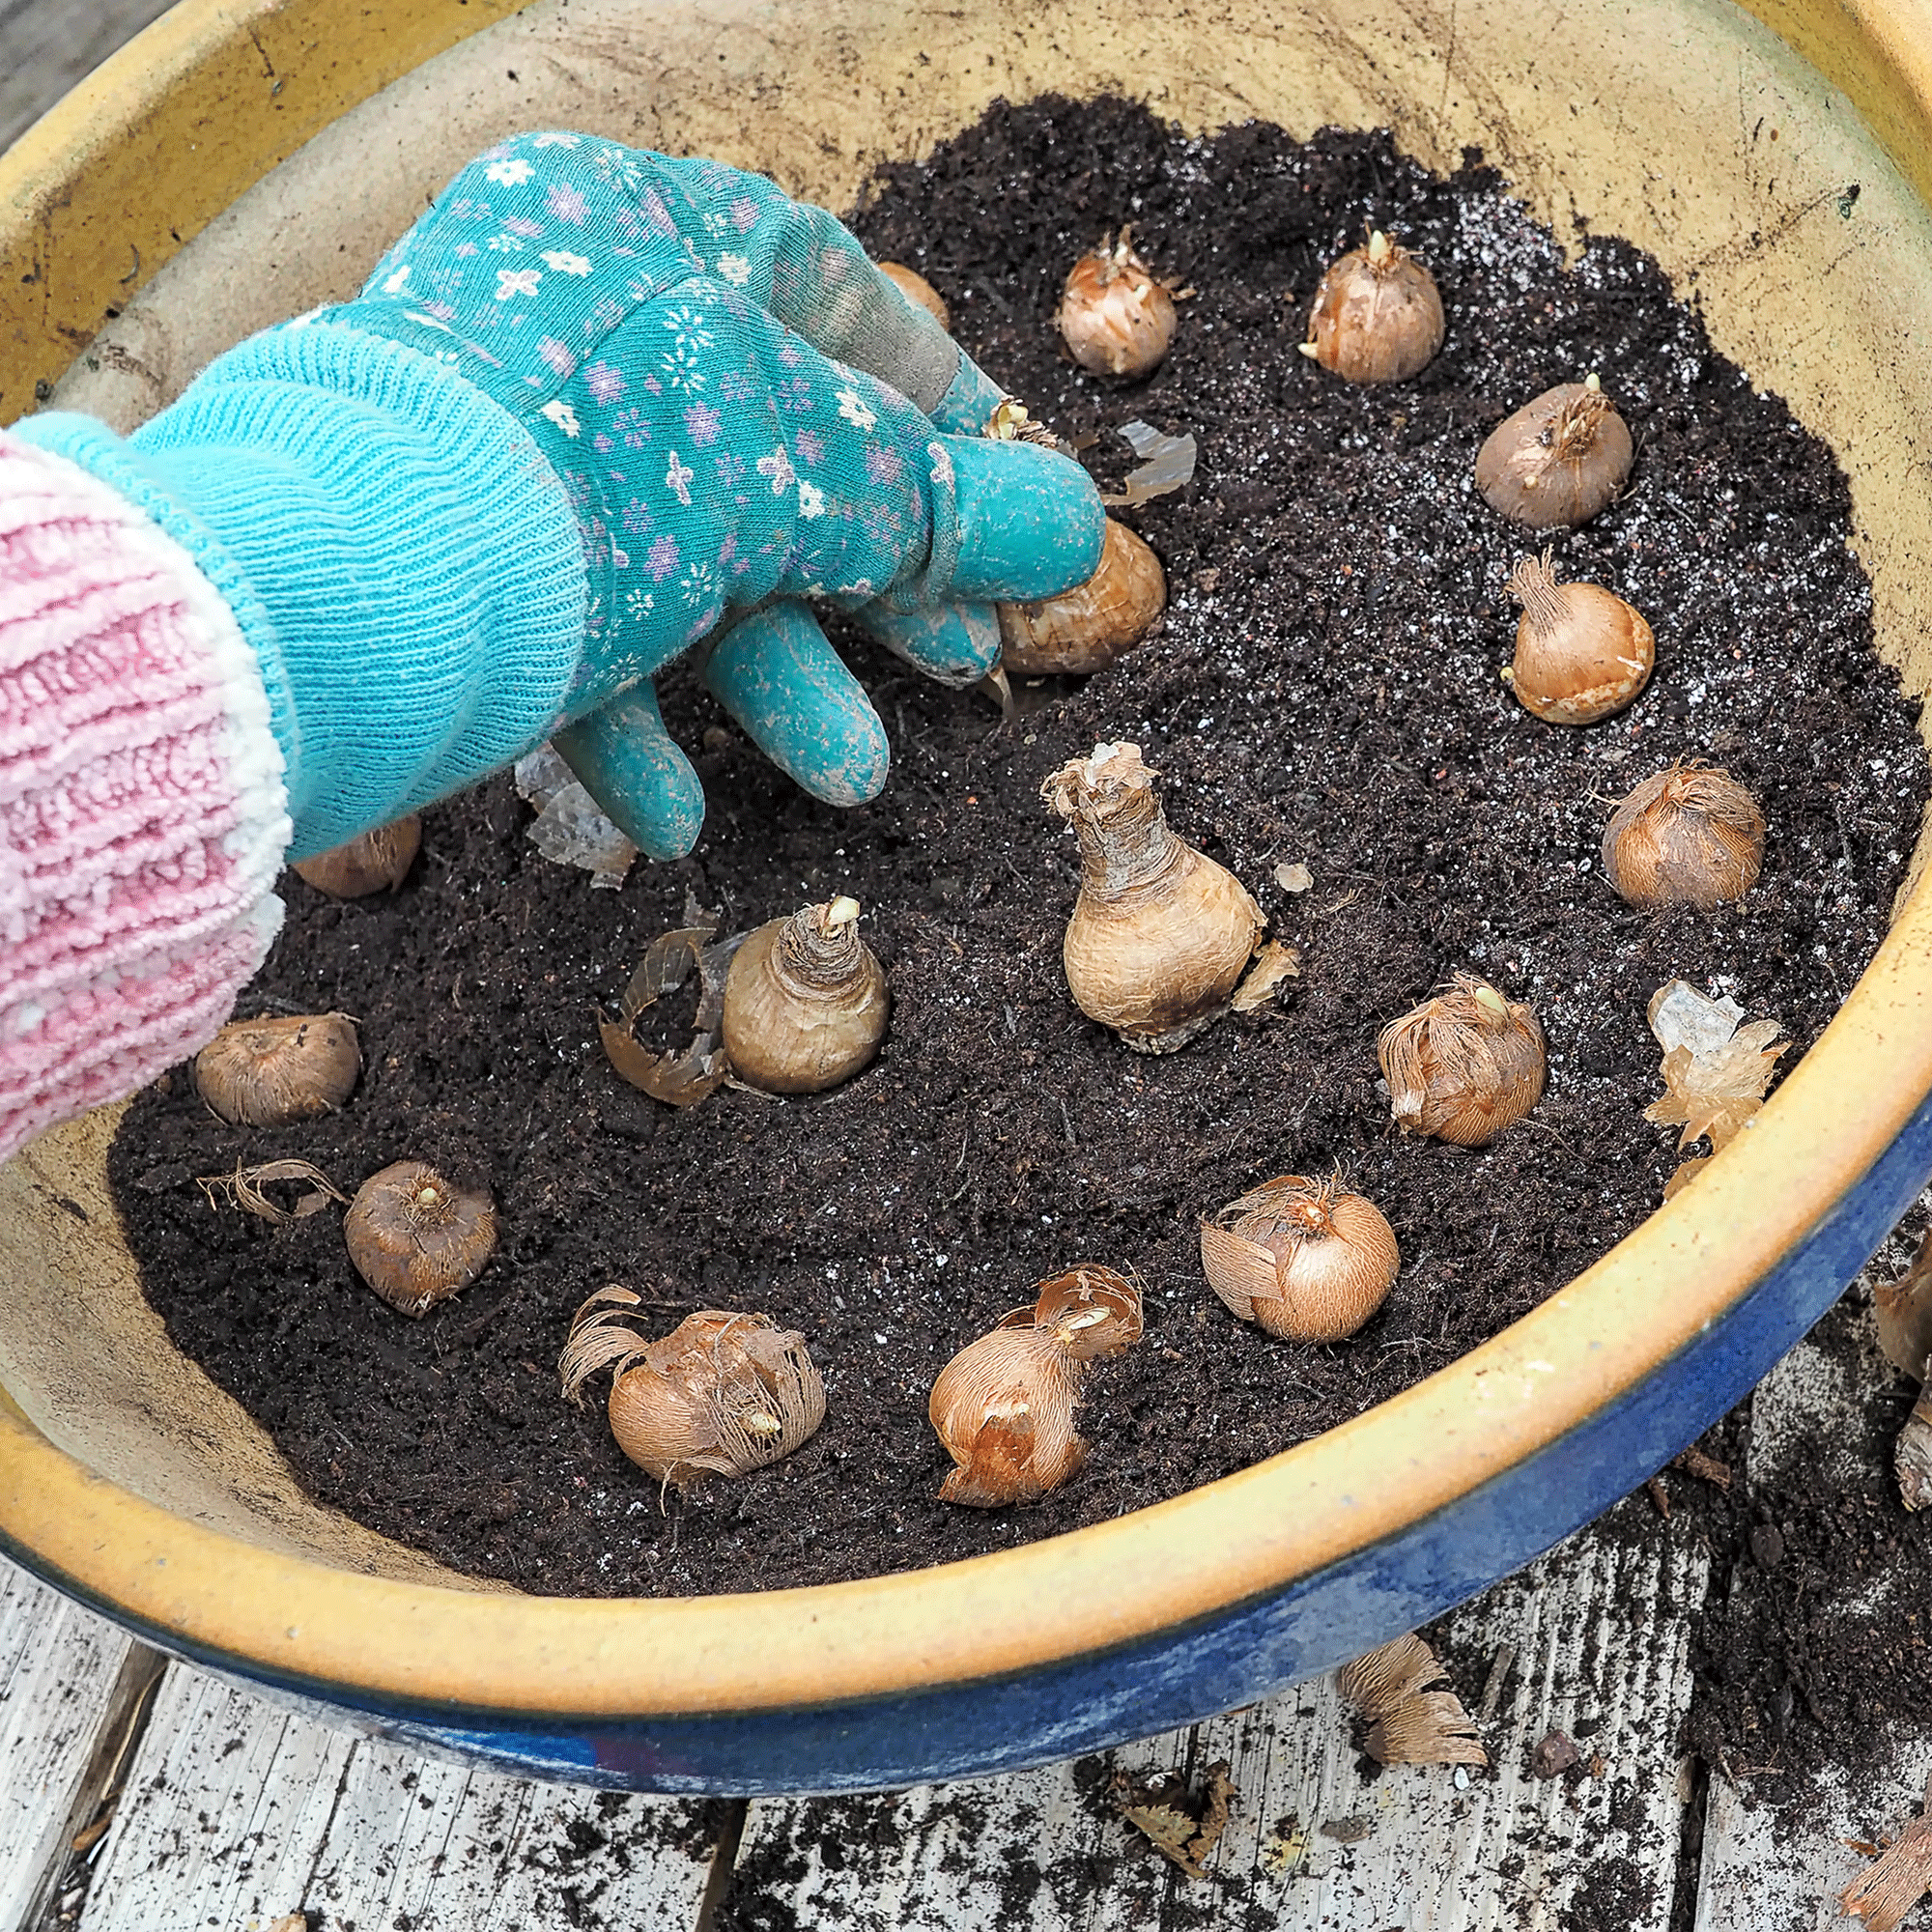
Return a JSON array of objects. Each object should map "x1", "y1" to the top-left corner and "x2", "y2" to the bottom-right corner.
[
  {"x1": 722, "y1": 896, "x2": 890, "y2": 1094},
  {"x1": 1377, "y1": 974, "x2": 1546, "y2": 1147},
  {"x1": 1601, "y1": 762, "x2": 1765, "y2": 910},
  {"x1": 1059, "y1": 231, "x2": 1178, "y2": 380},
  {"x1": 1301, "y1": 230, "x2": 1444, "y2": 384},
  {"x1": 1506, "y1": 552, "x2": 1654, "y2": 724},
  {"x1": 878, "y1": 261, "x2": 949, "y2": 329},
  {"x1": 194, "y1": 1013, "x2": 360, "y2": 1127},
  {"x1": 1201, "y1": 1174, "x2": 1400, "y2": 1342},
  {"x1": 344, "y1": 1160, "x2": 497, "y2": 1318},
  {"x1": 561, "y1": 1293, "x2": 826, "y2": 1486},
  {"x1": 1042, "y1": 743, "x2": 1263, "y2": 1045},
  {"x1": 999, "y1": 520, "x2": 1167, "y2": 674},
  {"x1": 293, "y1": 815, "x2": 421, "y2": 896},
  {"x1": 1476, "y1": 376, "x2": 1634, "y2": 528}
]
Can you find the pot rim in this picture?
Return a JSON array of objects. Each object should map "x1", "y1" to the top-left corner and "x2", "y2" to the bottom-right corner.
[{"x1": 4, "y1": 0, "x2": 1932, "y2": 1721}]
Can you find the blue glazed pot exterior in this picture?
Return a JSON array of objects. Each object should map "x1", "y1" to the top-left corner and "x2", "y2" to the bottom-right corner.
[{"x1": 74, "y1": 1089, "x2": 1928, "y2": 1796}]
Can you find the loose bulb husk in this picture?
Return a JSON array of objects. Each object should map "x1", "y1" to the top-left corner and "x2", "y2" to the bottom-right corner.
[
  {"x1": 878, "y1": 261, "x2": 950, "y2": 330},
  {"x1": 999, "y1": 519, "x2": 1167, "y2": 674},
  {"x1": 344, "y1": 1159, "x2": 497, "y2": 1317},
  {"x1": 293, "y1": 814, "x2": 421, "y2": 896},
  {"x1": 929, "y1": 1265, "x2": 1143, "y2": 1506},
  {"x1": 1475, "y1": 376, "x2": 1634, "y2": 528},
  {"x1": 1601, "y1": 761, "x2": 1765, "y2": 910},
  {"x1": 1377, "y1": 973, "x2": 1546, "y2": 1147},
  {"x1": 1201, "y1": 1174, "x2": 1400, "y2": 1342},
  {"x1": 1505, "y1": 551, "x2": 1655, "y2": 724},
  {"x1": 1300, "y1": 229, "x2": 1444, "y2": 384},
  {"x1": 1059, "y1": 230, "x2": 1178, "y2": 380},
  {"x1": 194, "y1": 1013, "x2": 361, "y2": 1127},
  {"x1": 1042, "y1": 742, "x2": 1263, "y2": 1046},
  {"x1": 1878, "y1": 1236, "x2": 1932, "y2": 1378},
  {"x1": 560, "y1": 1293, "x2": 826, "y2": 1486},
  {"x1": 721, "y1": 896, "x2": 890, "y2": 1094}
]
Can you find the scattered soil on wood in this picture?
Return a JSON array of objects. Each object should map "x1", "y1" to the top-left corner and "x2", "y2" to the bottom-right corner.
[{"x1": 109, "y1": 98, "x2": 1928, "y2": 1600}]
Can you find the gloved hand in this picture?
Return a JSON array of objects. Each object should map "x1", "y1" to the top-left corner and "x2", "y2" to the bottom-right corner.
[{"x1": 14, "y1": 135, "x2": 1103, "y2": 860}]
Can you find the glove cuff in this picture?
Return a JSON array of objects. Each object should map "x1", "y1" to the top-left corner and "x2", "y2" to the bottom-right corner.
[
  {"x1": 0, "y1": 430, "x2": 290, "y2": 1163},
  {"x1": 16, "y1": 323, "x2": 589, "y2": 856}
]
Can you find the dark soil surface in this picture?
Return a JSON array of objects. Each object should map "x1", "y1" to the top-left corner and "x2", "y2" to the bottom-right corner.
[{"x1": 108, "y1": 98, "x2": 1929, "y2": 1602}]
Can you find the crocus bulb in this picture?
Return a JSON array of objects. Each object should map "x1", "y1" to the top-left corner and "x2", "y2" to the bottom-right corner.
[
  {"x1": 193, "y1": 1013, "x2": 360, "y2": 1127},
  {"x1": 929, "y1": 1265, "x2": 1143, "y2": 1507},
  {"x1": 1504, "y1": 551, "x2": 1654, "y2": 724},
  {"x1": 1377, "y1": 973, "x2": 1546, "y2": 1147},
  {"x1": 721, "y1": 896, "x2": 890, "y2": 1094},
  {"x1": 1041, "y1": 742, "x2": 1263, "y2": 1049},
  {"x1": 293, "y1": 814, "x2": 421, "y2": 896},
  {"x1": 1299, "y1": 229, "x2": 1444, "y2": 384},
  {"x1": 344, "y1": 1160, "x2": 497, "y2": 1317},
  {"x1": 560, "y1": 1292, "x2": 826, "y2": 1486},
  {"x1": 1877, "y1": 1238, "x2": 1932, "y2": 1379},
  {"x1": 1059, "y1": 230, "x2": 1178, "y2": 380},
  {"x1": 1201, "y1": 1174, "x2": 1400, "y2": 1342},
  {"x1": 878, "y1": 261, "x2": 950, "y2": 329},
  {"x1": 999, "y1": 519, "x2": 1167, "y2": 674},
  {"x1": 1601, "y1": 762, "x2": 1765, "y2": 910},
  {"x1": 1475, "y1": 375, "x2": 1634, "y2": 528}
]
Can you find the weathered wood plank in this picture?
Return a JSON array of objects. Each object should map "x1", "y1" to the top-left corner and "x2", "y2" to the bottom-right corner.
[
  {"x1": 726, "y1": 1515, "x2": 1706, "y2": 1929},
  {"x1": 1198, "y1": 1524, "x2": 1705, "y2": 1929},
  {"x1": 80, "y1": 1665, "x2": 722, "y2": 1932},
  {"x1": 1691, "y1": 1313, "x2": 1932, "y2": 1932},
  {"x1": 0, "y1": 1557, "x2": 139, "y2": 1932}
]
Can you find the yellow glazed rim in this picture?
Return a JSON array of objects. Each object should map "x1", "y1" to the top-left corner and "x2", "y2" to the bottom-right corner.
[{"x1": 3, "y1": 0, "x2": 1932, "y2": 1720}]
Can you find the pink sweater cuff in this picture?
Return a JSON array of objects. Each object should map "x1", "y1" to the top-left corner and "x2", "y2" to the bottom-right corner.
[{"x1": 0, "y1": 430, "x2": 291, "y2": 1164}]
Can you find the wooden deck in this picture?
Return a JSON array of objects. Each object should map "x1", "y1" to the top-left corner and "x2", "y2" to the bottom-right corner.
[{"x1": 2, "y1": 1225, "x2": 1925, "y2": 1932}]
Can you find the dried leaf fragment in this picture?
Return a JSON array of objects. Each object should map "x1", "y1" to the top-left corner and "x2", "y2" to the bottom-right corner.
[
  {"x1": 197, "y1": 1159, "x2": 348, "y2": 1226},
  {"x1": 1109, "y1": 1760, "x2": 1236, "y2": 1877},
  {"x1": 1840, "y1": 1775, "x2": 1932, "y2": 1931},
  {"x1": 1341, "y1": 1634, "x2": 1489, "y2": 1767},
  {"x1": 598, "y1": 922, "x2": 743, "y2": 1107}
]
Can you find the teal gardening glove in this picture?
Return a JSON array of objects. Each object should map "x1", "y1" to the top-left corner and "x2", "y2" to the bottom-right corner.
[{"x1": 15, "y1": 134, "x2": 1103, "y2": 860}]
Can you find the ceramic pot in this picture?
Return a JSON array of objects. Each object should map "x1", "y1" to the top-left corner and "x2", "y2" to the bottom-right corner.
[{"x1": 3, "y1": 0, "x2": 1932, "y2": 1796}]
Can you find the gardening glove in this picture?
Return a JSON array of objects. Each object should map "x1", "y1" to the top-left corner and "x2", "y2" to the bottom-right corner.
[{"x1": 14, "y1": 133, "x2": 1103, "y2": 861}]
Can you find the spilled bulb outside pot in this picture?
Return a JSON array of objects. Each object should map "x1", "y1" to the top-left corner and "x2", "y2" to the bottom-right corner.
[
  {"x1": 1042, "y1": 742, "x2": 1263, "y2": 1050},
  {"x1": 344, "y1": 1159, "x2": 497, "y2": 1318},
  {"x1": 292, "y1": 814, "x2": 421, "y2": 896},
  {"x1": 1059, "y1": 231, "x2": 1178, "y2": 380},
  {"x1": 1475, "y1": 375, "x2": 1634, "y2": 528},
  {"x1": 194, "y1": 1013, "x2": 360, "y2": 1127},
  {"x1": 929, "y1": 1265, "x2": 1143, "y2": 1507},
  {"x1": 560, "y1": 1291, "x2": 826, "y2": 1486},
  {"x1": 1378, "y1": 974, "x2": 1546, "y2": 1147},
  {"x1": 1201, "y1": 1174, "x2": 1401, "y2": 1343},
  {"x1": 999, "y1": 518, "x2": 1167, "y2": 675},
  {"x1": 721, "y1": 896, "x2": 889, "y2": 1094},
  {"x1": 1299, "y1": 230, "x2": 1444, "y2": 384},
  {"x1": 878, "y1": 261, "x2": 950, "y2": 329},
  {"x1": 1601, "y1": 762, "x2": 1765, "y2": 910},
  {"x1": 1504, "y1": 552, "x2": 1654, "y2": 724}
]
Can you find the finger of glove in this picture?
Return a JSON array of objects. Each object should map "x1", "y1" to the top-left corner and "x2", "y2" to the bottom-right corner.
[
  {"x1": 850, "y1": 600, "x2": 1002, "y2": 686},
  {"x1": 649, "y1": 153, "x2": 962, "y2": 418},
  {"x1": 941, "y1": 436, "x2": 1107, "y2": 604},
  {"x1": 552, "y1": 684, "x2": 706, "y2": 861},
  {"x1": 703, "y1": 602, "x2": 891, "y2": 807}
]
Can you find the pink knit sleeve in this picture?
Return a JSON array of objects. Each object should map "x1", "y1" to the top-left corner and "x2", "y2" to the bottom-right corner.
[{"x1": 0, "y1": 430, "x2": 291, "y2": 1163}]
